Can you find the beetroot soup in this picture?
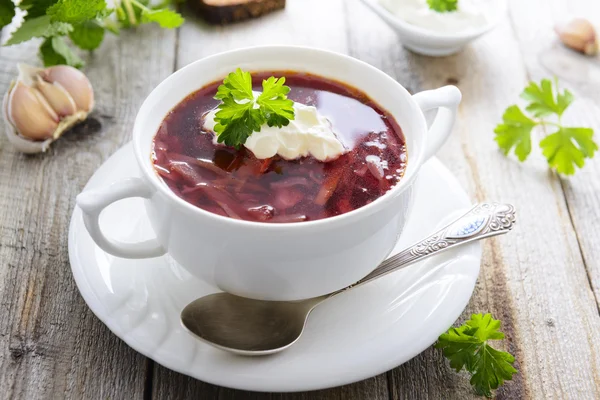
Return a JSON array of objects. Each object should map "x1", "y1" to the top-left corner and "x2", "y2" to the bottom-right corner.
[{"x1": 152, "y1": 72, "x2": 407, "y2": 223}]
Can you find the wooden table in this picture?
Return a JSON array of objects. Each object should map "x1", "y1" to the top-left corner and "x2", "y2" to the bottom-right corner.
[{"x1": 1, "y1": 0, "x2": 600, "y2": 398}]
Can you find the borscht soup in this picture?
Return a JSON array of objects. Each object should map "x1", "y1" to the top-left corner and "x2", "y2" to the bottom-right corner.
[{"x1": 152, "y1": 71, "x2": 407, "y2": 223}]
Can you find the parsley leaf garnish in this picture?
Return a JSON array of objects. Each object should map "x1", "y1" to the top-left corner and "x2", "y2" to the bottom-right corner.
[
  {"x1": 494, "y1": 78, "x2": 597, "y2": 175},
  {"x1": 2, "y1": 0, "x2": 183, "y2": 68},
  {"x1": 436, "y1": 313, "x2": 517, "y2": 398},
  {"x1": 212, "y1": 68, "x2": 296, "y2": 148},
  {"x1": 427, "y1": 0, "x2": 458, "y2": 13}
]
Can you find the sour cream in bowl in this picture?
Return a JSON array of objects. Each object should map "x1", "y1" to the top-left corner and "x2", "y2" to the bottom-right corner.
[{"x1": 360, "y1": 0, "x2": 507, "y2": 56}]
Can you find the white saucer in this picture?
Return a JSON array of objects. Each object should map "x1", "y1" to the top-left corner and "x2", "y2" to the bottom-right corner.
[{"x1": 68, "y1": 142, "x2": 480, "y2": 392}]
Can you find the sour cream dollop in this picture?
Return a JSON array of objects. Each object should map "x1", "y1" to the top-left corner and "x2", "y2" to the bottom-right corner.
[
  {"x1": 379, "y1": 0, "x2": 490, "y2": 34},
  {"x1": 203, "y1": 101, "x2": 346, "y2": 161}
]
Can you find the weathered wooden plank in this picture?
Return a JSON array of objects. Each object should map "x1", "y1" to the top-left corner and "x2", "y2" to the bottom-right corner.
[
  {"x1": 507, "y1": 0, "x2": 600, "y2": 317},
  {"x1": 348, "y1": 0, "x2": 600, "y2": 398},
  {"x1": 150, "y1": 1, "x2": 390, "y2": 398},
  {"x1": 0, "y1": 23, "x2": 177, "y2": 399}
]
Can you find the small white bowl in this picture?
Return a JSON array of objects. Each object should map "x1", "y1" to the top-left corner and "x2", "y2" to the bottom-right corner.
[{"x1": 359, "y1": 0, "x2": 507, "y2": 56}]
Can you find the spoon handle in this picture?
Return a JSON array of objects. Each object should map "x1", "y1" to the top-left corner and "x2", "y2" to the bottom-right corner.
[{"x1": 350, "y1": 203, "x2": 516, "y2": 288}]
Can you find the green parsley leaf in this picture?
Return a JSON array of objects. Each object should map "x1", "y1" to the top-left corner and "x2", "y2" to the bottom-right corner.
[
  {"x1": 214, "y1": 110, "x2": 263, "y2": 148},
  {"x1": 215, "y1": 68, "x2": 254, "y2": 101},
  {"x1": 141, "y1": 8, "x2": 183, "y2": 28},
  {"x1": 540, "y1": 127, "x2": 598, "y2": 175},
  {"x1": 39, "y1": 35, "x2": 84, "y2": 67},
  {"x1": 19, "y1": 0, "x2": 58, "y2": 19},
  {"x1": 495, "y1": 78, "x2": 597, "y2": 175},
  {"x1": 69, "y1": 20, "x2": 104, "y2": 50},
  {"x1": 427, "y1": 0, "x2": 458, "y2": 13},
  {"x1": 494, "y1": 105, "x2": 536, "y2": 161},
  {"x1": 0, "y1": 0, "x2": 16, "y2": 30},
  {"x1": 258, "y1": 76, "x2": 295, "y2": 128},
  {"x1": 47, "y1": 0, "x2": 106, "y2": 24},
  {"x1": 212, "y1": 69, "x2": 295, "y2": 148},
  {"x1": 436, "y1": 313, "x2": 517, "y2": 398},
  {"x1": 4, "y1": 15, "x2": 72, "y2": 46},
  {"x1": 521, "y1": 79, "x2": 573, "y2": 118}
]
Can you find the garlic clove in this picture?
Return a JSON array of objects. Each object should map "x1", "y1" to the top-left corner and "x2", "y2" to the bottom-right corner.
[
  {"x1": 41, "y1": 65, "x2": 94, "y2": 112},
  {"x1": 7, "y1": 81, "x2": 59, "y2": 141},
  {"x1": 4, "y1": 63, "x2": 95, "y2": 153},
  {"x1": 555, "y1": 18, "x2": 598, "y2": 56},
  {"x1": 35, "y1": 76, "x2": 77, "y2": 117}
]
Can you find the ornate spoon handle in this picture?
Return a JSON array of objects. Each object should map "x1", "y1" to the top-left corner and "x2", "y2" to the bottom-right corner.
[{"x1": 350, "y1": 203, "x2": 516, "y2": 288}]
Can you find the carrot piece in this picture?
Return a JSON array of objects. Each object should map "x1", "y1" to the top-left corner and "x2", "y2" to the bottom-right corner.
[{"x1": 258, "y1": 157, "x2": 274, "y2": 174}]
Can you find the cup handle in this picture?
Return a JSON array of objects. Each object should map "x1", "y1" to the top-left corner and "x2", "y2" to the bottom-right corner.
[
  {"x1": 412, "y1": 85, "x2": 462, "y2": 161},
  {"x1": 76, "y1": 177, "x2": 166, "y2": 259}
]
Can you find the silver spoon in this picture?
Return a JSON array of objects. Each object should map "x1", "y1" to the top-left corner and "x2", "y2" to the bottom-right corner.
[{"x1": 181, "y1": 202, "x2": 516, "y2": 356}]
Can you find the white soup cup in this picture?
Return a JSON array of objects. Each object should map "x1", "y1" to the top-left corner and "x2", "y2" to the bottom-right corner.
[{"x1": 76, "y1": 46, "x2": 461, "y2": 301}]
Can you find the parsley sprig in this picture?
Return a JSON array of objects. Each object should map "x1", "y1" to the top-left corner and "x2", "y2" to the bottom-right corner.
[
  {"x1": 427, "y1": 0, "x2": 458, "y2": 13},
  {"x1": 1, "y1": 0, "x2": 183, "y2": 68},
  {"x1": 213, "y1": 68, "x2": 295, "y2": 148},
  {"x1": 436, "y1": 313, "x2": 517, "y2": 397},
  {"x1": 495, "y1": 78, "x2": 597, "y2": 175}
]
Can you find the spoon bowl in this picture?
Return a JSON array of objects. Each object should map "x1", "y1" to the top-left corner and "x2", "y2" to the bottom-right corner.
[
  {"x1": 181, "y1": 293, "x2": 326, "y2": 355},
  {"x1": 181, "y1": 203, "x2": 516, "y2": 356}
]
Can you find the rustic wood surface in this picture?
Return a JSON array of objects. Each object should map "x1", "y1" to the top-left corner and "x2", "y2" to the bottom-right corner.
[{"x1": 1, "y1": 0, "x2": 599, "y2": 398}]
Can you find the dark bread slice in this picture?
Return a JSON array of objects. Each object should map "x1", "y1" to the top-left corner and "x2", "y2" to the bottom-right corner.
[{"x1": 191, "y1": 0, "x2": 286, "y2": 24}]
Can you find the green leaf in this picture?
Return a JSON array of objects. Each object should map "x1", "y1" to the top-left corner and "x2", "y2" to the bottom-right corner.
[
  {"x1": 436, "y1": 326, "x2": 481, "y2": 372},
  {"x1": 212, "y1": 69, "x2": 296, "y2": 147},
  {"x1": 494, "y1": 105, "x2": 537, "y2": 161},
  {"x1": 69, "y1": 20, "x2": 104, "y2": 50},
  {"x1": 19, "y1": 0, "x2": 58, "y2": 18},
  {"x1": 4, "y1": 15, "x2": 72, "y2": 45},
  {"x1": 215, "y1": 68, "x2": 254, "y2": 101},
  {"x1": 436, "y1": 313, "x2": 517, "y2": 398},
  {"x1": 471, "y1": 344, "x2": 517, "y2": 397},
  {"x1": 427, "y1": 0, "x2": 458, "y2": 12},
  {"x1": 47, "y1": 0, "x2": 106, "y2": 24},
  {"x1": 0, "y1": 0, "x2": 16, "y2": 30},
  {"x1": 214, "y1": 96, "x2": 255, "y2": 125},
  {"x1": 39, "y1": 35, "x2": 83, "y2": 67},
  {"x1": 540, "y1": 127, "x2": 598, "y2": 175},
  {"x1": 141, "y1": 8, "x2": 183, "y2": 28},
  {"x1": 521, "y1": 79, "x2": 573, "y2": 118},
  {"x1": 215, "y1": 111, "x2": 260, "y2": 148},
  {"x1": 257, "y1": 76, "x2": 295, "y2": 127}
]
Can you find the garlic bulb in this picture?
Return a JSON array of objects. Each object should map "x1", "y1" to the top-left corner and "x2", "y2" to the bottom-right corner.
[
  {"x1": 2, "y1": 64, "x2": 94, "y2": 153},
  {"x1": 555, "y1": 18, "x2": 598, "y2": 56}
]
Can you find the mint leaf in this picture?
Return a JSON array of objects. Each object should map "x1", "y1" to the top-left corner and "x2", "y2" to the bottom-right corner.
[
  {"x1": 39, "y1": 35, "x2": 83, "y2": 67},
  {"x1": 521, "y1": 79, "x2": 573, "y2": 118},
  {"x1": 4, "y1": 15, "x2": 72, "y2": 45},
  {"x1": 540, "y1": 127, "x2": 598, "y2": 175},
  {"x1": 141, "y1": 8, "x2": 183, "y2": 28},
  {"x1": 0, "y1": 0, "x2": 16, "y2": 29},
  {"x1": 427, "y1": 0, "x2": 458, "y2": 12},
  {"x1": 19, "y1": 0, "x2": 58, "y2": 18},
  {"x1": 494, "y1": 105, "x2": 536, "y2": 161},
  {"x1": 47, "y1": 0, "x2": 106, "y2": 24},
  {"x1": 436, "y1": 313, "x2": 517, "y2": 398},
  {"x1": 69, "y1": 20, "x2": 104, "y2": 50}
]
